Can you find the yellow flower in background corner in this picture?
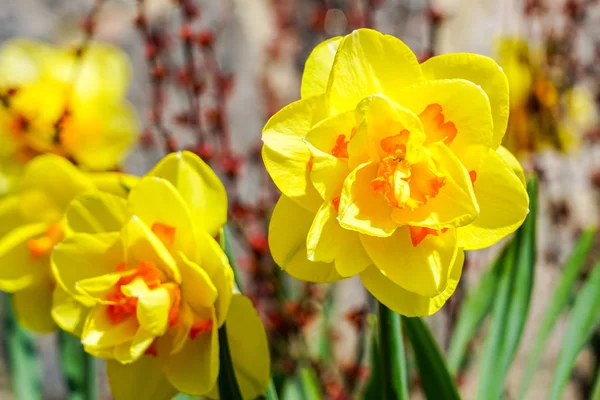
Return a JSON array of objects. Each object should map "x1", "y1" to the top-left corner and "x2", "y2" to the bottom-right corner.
[
  {"x1": 51, "y1": 151, "x2": 270, "y2": 400},
  {"x1": 496, "y1": 37, "x2": 597, "y2": 155},
  {"x1": 262, "y1": 28, "x2": 529, "y2": 317},
  {"x1": 0, "y1": 153, "x2": 135, "y2": 333},
  {"x1": 0, "y1": 38, "x2": 138, "y2": 195}
]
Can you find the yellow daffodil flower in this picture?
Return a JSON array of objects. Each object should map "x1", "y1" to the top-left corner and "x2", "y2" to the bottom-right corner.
[
  {"x1": 0, "y1": 38, "x2": 138, "y2": 195},
  {"x1": 497, "y1": 37, "x2": 597, "y2": 154},
  {"x1": 262, "y1": 29, "x2": 529, "y2": 316},
  {"x1": 0, "y1": 153, "x2": 134, "y2": 332},
  {"x1": 51, "y1": 151, "x2": 270, "y2": 400}
]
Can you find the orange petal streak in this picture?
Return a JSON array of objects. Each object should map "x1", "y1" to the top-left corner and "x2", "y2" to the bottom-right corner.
[
  {"x1": 409, "y1": 226, "x2": 448, "y2": 247},
  {"x1": 151, "y1": 223, "x2": 176, "y2": 248},
  {"x1": 419, "y1": 104, "x2": 457, "y2": 145}
]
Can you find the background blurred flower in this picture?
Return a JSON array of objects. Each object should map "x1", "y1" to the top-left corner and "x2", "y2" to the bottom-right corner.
[
  {"x1": 0, "y1": 38, "x2": 138, "y2": 196},
  {"x1": 263, "y1": 28, "x2": 529, "y2": 317},
  {"x1": 0, "y1": 153, "x2": 133, "y2": 333},
  {"x1": 51, "y1": 151, "x2": 270, "y2": 400}
]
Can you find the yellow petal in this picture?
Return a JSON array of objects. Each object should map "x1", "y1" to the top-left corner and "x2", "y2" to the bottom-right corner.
[
  {"x1": 163, "y1": 309, "x2": 218, "y2": 395},
  {"x1": 65, "y1": 192, "x2": 128, "y2": 234},
  {"x1": 360, "y1": 226, "x2": 458, "y2": 297},
  {"x1": 195, "y1": 229, "x2": 235, "y2": 326},
  {"x1": 262, "y1": 96, "x2": 326, "y2": 212},
  {"x1": 52, "y1": 286, "x2": 89, "y2": 336},
  {"x1": 128, "y1": 177, "x2": 195, "y2": 256},
  {"x1": 390, "y1": 143, "x2": 479, "y2": 229},
  {"x1": 107, "y1": 357, "x2": 178, "y2": 400},
  {"x1": 457, "y1": 147, "x2": 529, "y2": 250},
  {"x1": 0, "y1": 195, "x2": 26, "y2": 238},
  {"x1": 148, "y1": 151, "x2": 227, "y2": 236},
  {"x1": 301, "y1": 36, "x2": 342, "y2": 98},
  {"x1": 269, "y1": 195, "x2": 341, "y2": 283},
  {"x1": 81, "y1": 305, "x2": 138, "y2": 356},
  {"x1": 137, "y1": 286, "x2": 171, "y2": 336},
  {"x1": 49, "y1": 42, "x2": 131, "y2": 103},
  {"x1": 226, "y1": 295, "x2": 270, "y2": 399},
  {"x1": 306, "y1": 202, "x2": 371, "y2": 277},
  {"x1": 396, "y1": 79, "x2": 494, "y2": 171},
  {"x1": 88, "y1": 172, "x2": 138, "y2": 197},
  {"x1": 0, "y1": 223, "x2": 48, "y2": 292},
  {"x1": 327, "y1": 29, "x2": 424, "y2": 114},
  {"x1": 178, "y1": 251, "x2": 218, "y2": 314},
  {"x1": 0, "y1": 38, "x2": 53, "y2": 87},
  {"x1": 497, "y1": 145, "x2": 526, "y2": 186},
  {"x1": 52, "y1": 232, "x2": 122, "y2": 296},
  {"x1": 121, "y1": 216, "x2": 181, "y2": 284},
  {"x1": 360, "y1": 249, "x2": 464, "y2": 317},
  {"x1": 338, "y1": 162, "x2": 397, "y2": 237},
  {"x1": 12, "y1": 283, "x2": 56, "y2": 333},
  {"x1": 421, "y1": 53, "x2": 509, "y2": 148},
  {"x1": 62, "y1": 102, "x2": 138, "y2": 171},
  {"x1": 19, "y1": 154, "x2": 95, "y2": 223},
  {"x1": 76, "y1": 273, "x2": 121, "y2": 300}
]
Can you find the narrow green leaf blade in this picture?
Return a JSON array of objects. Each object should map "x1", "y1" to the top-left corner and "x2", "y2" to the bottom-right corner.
[
  {"x1": 403, "y1": 316, "x2": 461, "y2": 400},
  {"x1": 217, "y1": 322, "x2": 244, "y2": 400},
  {"x1": 478, "y1": 176, "x2": 538, "y2": 399},
  {"x1": 58, "y1": 330, "x2": 98, "y2": 400},
  {"x1": 378, "y1": 302, "x2": 409, "y2": 400},
  {"x1": 548, "y1": 260, "x2": 600, "y2": 400},
  {"x1": 519, "y1": 227, "x2": 597, "y2": 397},
  {"x1": 447, "y1": 244, "x2": 508, "y2": 374},
  {"x1": 2, "y1": 293, "x2": 42, "y2": 400},
  {"x1": 362, "y1": 332, "x2": 383, "y2": 400},
  {"x1": 298, "y1": 366, "x2": 323, "y2": 400}
]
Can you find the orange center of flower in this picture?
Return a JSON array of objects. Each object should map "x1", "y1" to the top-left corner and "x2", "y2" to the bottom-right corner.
[
  {"x1": 28, "y1": 222, "x2": 64, "y2": 258},
  {"x1": 419, "y1": 104, "x2": 457, "y2": 145},
  {"x1": 370, "y1": 130, "x2": 445, "y2": 209}
]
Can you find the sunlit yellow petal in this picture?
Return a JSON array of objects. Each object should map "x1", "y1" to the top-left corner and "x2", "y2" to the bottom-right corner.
[
  {"x1": 301, "y1": 36, "x2": 342, "y2": 98},
  {"x1": 262, "y1": 96, "x2": 326, "y2": 212},
  {"x1": 360, "y1": 250, "x2": 464, "y2": 317},
  {"x1": 107, "y1": 357, "x2": 178, "y2": 400},
  {"x1": 0, "y1": 195, "x2": 26, "y2": 238},
  {"x1": 421, "y1": 53, "x2": 509, "y2": 148},
  {"x1": 269, "y1": 195, "x2": 341, "y2": 283},
  {"x1": 52, "y1": 286, "x2": 90, "y2": 336},
  {"x1": 52, "y1": 232, "x2": 122, "y2": 296},
  {"x1": 338, "y1": 162, "x2": 397, "y2": 237},
  {"x1": 0, "y1": 38, "x2": 53, "y2": 87},
  {"x1": 326, "y1": 29, "x2": 424, "y2": 114},
  {"x1": 360, "y1": 226, "x2": 458, "y2": 297},
  {"x1": 457, "y1": 148, "x2": 529, "y2": 250},
  {"x1": 226, "y1": 295, "x2": 270, "y2": 399},
  {"x1": 396, "y1": 79, "x2": 493, "y2": 171},
  {"x1": 65, "y1": 192, "x2": 128, "y2": 234},
  {"x1": 81, "y1": 306, "x2": 138, "y2": 356},
  {"x1": 148, "y1": 151, "x2": 227, "y2": 236},
  {"x1": 178, "y1": 252, "x2": 218, "y2": 314},
  {"x1": 163, "y1": 309, "x2": 218, "y2": 395},
  {"x1": 87, "y1": 172, "x2": 138, "y2": 197}
]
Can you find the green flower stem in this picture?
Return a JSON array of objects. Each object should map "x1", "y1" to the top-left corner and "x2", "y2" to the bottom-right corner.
[
  {"x1": 217, "y1": 321, "x2": 243, "y2": 400},
  {"x1": 377, "y1": 301, "x2": 409, "y2": 400}
]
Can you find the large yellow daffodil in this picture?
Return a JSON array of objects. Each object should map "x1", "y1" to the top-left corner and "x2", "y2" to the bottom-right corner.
[
  {"x1": 0, "y1": 153, "x2": 134, "y2": 332},
  {"x1": 262, "y1": 29, "x2": 529, "y2": 316},
  {"x1": 0, "y1": 38, "x2": 138, "y2": 195},
  {"x1": 51, "y1": 151, "x2": 270, "y2": 400}
]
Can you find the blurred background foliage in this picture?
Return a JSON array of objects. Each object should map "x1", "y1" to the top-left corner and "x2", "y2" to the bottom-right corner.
[{"x1": 0, "y1": 0, "x2": 599, "y2": 399}]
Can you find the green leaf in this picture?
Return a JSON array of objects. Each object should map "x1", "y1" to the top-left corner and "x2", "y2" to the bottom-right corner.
[
  {"x1": 221, "y1": 225, "x2": 243, "y2": 291},
  {"x1": 281, "y1": 377, "x2": 303, "y2": 400},
  {"x1": 547, "y1": 259, "x2": 600, "y2": 400},
  {"x1": 57, "y1": 330, "x2": 98, "y2": 400},
  {"x1": 298, "y1": 366, "x2": 323, "y2": 400},
  {"x1": 519, "y1": 227, "x2": 597, "y2": 398},
  {"x1": 2, "y1": 293, "x2": 42, "y2": 400},
  {"x1": 478, "y1": 176, "x2": 538, "y2": 399},
  {"x1": 362, "y1": 332, "x2": 383, "y2": 400},
  {"x1": 591, "y1": 368, "x2": 600, "y2": 400},
  {"x1": 447, "y1": 244, "x2": 509, "y2": 374},
  {"x1": 377, "y1": 302, "x2": 409, "y2": 400},
  {"x1": 217, "y1": 322, "x2": 244, "y2": 400},
  {"x1": 403, "y1": 316, "x2": 461, "y2": 400}
]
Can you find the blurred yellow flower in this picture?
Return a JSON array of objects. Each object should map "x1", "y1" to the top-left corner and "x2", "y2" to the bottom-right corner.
[
  {"x1": 497, "y1": 37, "x2": 597, "y2": 154},
  {"x1": 51, "y1": 151, "x2": 270, "y2": 400},
  {"x1": 0, "y1": 153, "x2": 134, "y2": 333},
  {"x1": 262, "y1": 29, "x2": 529, "y2": 317},
  {"x1": 0, "y1": 38, "x2": 138, "y2": 195}
]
